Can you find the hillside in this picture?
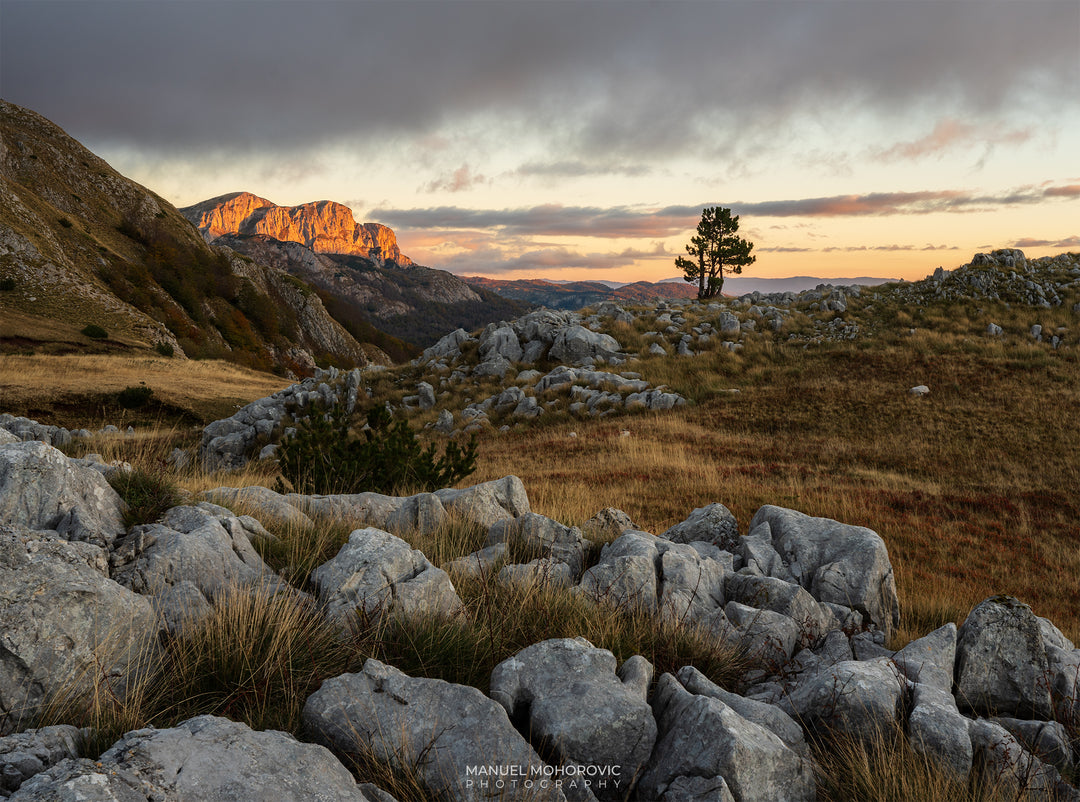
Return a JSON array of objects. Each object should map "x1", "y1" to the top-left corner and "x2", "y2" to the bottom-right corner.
[
  {"x1": 0, "y1": 100, "x2": 372, "y2": 374},
  {"x1": 463, "y1": 275, "x2": 698, "y2": 309}
]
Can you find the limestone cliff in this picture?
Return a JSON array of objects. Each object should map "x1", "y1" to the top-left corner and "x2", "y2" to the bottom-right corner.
[{"x1": 184, "y1": 192, "x2": 413, "y2": 266}]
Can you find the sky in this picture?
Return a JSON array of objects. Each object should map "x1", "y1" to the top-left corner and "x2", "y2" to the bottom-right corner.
[{"x1": 2, "y1": 0, "x2": 1079, "y2": 283}]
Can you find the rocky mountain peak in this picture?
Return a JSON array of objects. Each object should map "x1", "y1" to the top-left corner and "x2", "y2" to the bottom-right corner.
[{"x1": 182, "y1": 193, "x2": 412, "y2": 266}]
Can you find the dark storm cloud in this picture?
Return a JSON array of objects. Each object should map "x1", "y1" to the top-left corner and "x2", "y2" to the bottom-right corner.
[{"x1": 2, "y1": 0, "x2": 1077, "y2": 158}]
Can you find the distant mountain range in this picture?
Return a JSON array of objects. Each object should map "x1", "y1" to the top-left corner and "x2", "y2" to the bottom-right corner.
[
  {"x1": 461, "y1": 277, "x2": 697, "y2": 309},
  {"x1": 662, "y1": 275, "x2": 901, "y2": 294}
]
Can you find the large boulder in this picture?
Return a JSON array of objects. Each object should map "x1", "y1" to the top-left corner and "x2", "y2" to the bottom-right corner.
[
  {"x1": 201, "y1": 485, "x2": 315, "y2": 528},
  {"x1": 748, "y1": 505, "x2": 900, "y2": 638},
  {"x1": 778, "y1": 658, "x2": 906, "y2": 745},
  {"x1": 955, "y1": 596, "x2": 1054, "y2": 720},
  {"x1": 487, "y1": 513, "x2": 586, "y2": 578},
  {"x1": 312, "y1": 527, "x2": 463, "y2": 625},
  {"x1": 109, "y1": 503, "x2": 286, "y2": 603},
  {"x1": 434, "y1": 475, "x2": 531, "y2": 529},
  {"x1": 577, "y1": 531, "x2": 727, "y2": 625},
  {"x1": 549, "y1": 326, "x2": 623, "y2": 366},
  {"x1": 303, "y1": 659, "x2": 567, "y2": 802},
  {"x1": 9, "y1": 715, "x2": 376, "y2": 801},
  {"x1": 489, "y1": 638, "x2": 656, "y2": 800},
  {"x1": 0, "y1": 441, "x2": 126, "y2": 548},
  {"x1": 907, "y1": 683, "x2": 973, "y2": 778},
  {"x1": 292, "y1": 490, "x2": 449, "y2": 537},
  {"x1": 0, "y1": 526, "x2": 160, "y2": 734},
  {"x1": 478, "y1": 324, "x2": 524, "y2": 364},
  {"x1": 661, "y1": 503, "x2": 739, "y2": 551},
  {"x1": 638, "y1": 673, "x2": 815, "y2": 802}
]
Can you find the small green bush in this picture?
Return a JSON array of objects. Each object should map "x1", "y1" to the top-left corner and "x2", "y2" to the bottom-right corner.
[
  {"x1": 81, "y1": 324, "x2": 108, "y2": 339},
  {"x1": 0, "y1": 278, "x2": 15, "y2": 291},
  {"x1": 58, "y1": 217, "x2": 73, "y2": 228},
  {"x1": 117, "y1": 385, "x2": 154, "y2": 409},
  {"x1": 108, "y1": 467, "x2": 181, "y2": 527},
  {"x1": 277, "y1": 403, "x2": 477, "y2": 495},
  {"x1": 154, "y1": 341, "x2": 175, "y2": 357}
]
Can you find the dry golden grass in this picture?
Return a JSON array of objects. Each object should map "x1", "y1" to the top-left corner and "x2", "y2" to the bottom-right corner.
[{"x1": 0, "y1": 352, "x2": 289, "y2": 425}]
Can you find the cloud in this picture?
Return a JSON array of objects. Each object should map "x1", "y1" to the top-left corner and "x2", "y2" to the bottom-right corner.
[
  {"x1": 876, "y1": 118, "x2": 1034, "y2": 161},
  {"x1": 2, "y1": 0, "x2": 1076, "y2": 163},
  {"x1": 422, "y1": 164, "x2": 489, "y2": 194},
  {"x1": 378, "y1": 183, "x2": 1080, "y2": 239},
  {"x1": 513, "y1": 160, "x2": 652, "y2": 179},
  {"x1": 1013, "y1": 236, "x2": 1080, "y2": 249}
]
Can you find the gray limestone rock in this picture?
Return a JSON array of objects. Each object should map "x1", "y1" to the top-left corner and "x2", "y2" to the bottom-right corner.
[
  {"x1": 417, "y1": 381, "x2": 436, "y2": 410},
  {"x1": 549, "y1": 326, "x2": 623, "y2": 366},
  {"x1": 433, "y1": 475, "x2": 531, "y2": 529},
  {"x1": 498, "y1": 558, "x2": 574, "y2": 590},
  {"x1": 490, "y1": 639, "x2": 656, "y2": 800},
  {"x1": 1, "y1": 527, "x2": 160, "y2": 734},
  {"x1": 581, "y1": 508, "x2": 637, "y2": 542},
  {"x1": 955, "y1": 596, "x2": 1053, "y2": 720},
  {"x1": 891, "y1": 623, "x2": 956, "y2": 692},
  {"x1": 967, "y1": 718, "x2": 1066, "y2": 800},
  {"x1": 639, "y1": 673, "x2": 815, "y2": 802},
  {"x1": 303, "y1": 659, "x2": 566, "y2": 802},
  {"x1": 0, "y1": 725, "x2": 86, "y2": 797},
  {"x1": 907, "y1": 683, "x2": 973, "y2": 778},
  {"x1": 779, "y1": 658, "x2": 905, "y2": 745},
  {"x1": 488, "y1": 513, "x2": 586, "y2": 578},
  {"x1": 749, "y1": 505, "x2": 900, "y2": 639},
  {"x1": 109, "y1": 504, "x2": 285, "y2": 602},
  {"x1": 675, "y1": 666, "x2": 809, "y2": 759},
  {"x1": 10, "y1": 715, "x2": 374, "y2": 801},
  {"x1": 662, "y1": 503, "x2": 739, "y2": 551},
  {"x1": 289, "y1": 489, "x2": 449, "y2": 536},
  {"x1": 442, "y1": 543, "x2": 507, "y2": 580},
  {"x1": 312, "y1": 527, "x2": 463, "y2": 626},
  {"x1": 725, "y1": 574, "x2": 833, "y2": 647},
  {"x1": 724, "y1": 602, "x2": 802, "y2": 665},
  {"x1": 0, "y1": 441, "x2": 126, "y2": 548},
  {"x1": 993, "y1": 717, "x2": 1073, "y2": 774},
  {"x1": 479, "y1": 324, "x2": 524, "y2": 364},
  {"x1": 200, "y1": 485, "x2": 315, "y2": 528}
]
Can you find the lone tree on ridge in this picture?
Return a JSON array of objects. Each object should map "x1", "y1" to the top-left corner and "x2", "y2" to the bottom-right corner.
[{"x1": 676, "y1": 206, "x2": 756, "y2": 300}]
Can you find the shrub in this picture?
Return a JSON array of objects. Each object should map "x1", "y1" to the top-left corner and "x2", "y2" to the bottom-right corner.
[
  {"x1": 277, "y1": 403, "x2": 477, "y2": 495},
  {"x1": 108, "y1": 467, "x2": 182, "y2": 527},
  {"x1": 81, "y1": 324, "x2": 108, "y2": 339},
  {"x1": 154, "y1": 341, "x2": 174, "y2": 357},
  {"x1": 117, "y1": 385, "x2": 154, "y2": 409},
  {"x1": 58, "y1": 217, "x2": 73, "y2": 228},
  {"x1": 0, "y1": 278, "x2": 15, "y2": 291}
]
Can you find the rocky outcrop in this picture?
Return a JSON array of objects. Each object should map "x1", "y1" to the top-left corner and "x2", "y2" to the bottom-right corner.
[
  {"x1": 183, "y1": 192, "x2": 413, "y2": 266},
  {"x1": 9, "y1": 715, "x2": 382, "y2": 801},
  {"x1": 303, "y1": 659, "x2": 567, "y2": 802}
]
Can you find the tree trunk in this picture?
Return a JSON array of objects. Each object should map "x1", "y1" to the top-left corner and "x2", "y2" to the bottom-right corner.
[{"x1": 697, "y1": 251, "x2": 706, "y2": 299}]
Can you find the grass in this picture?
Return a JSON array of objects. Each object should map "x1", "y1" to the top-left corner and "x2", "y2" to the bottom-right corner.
[{"x1": 13, "y1": 280, "x2": 1080, "y2": 799}]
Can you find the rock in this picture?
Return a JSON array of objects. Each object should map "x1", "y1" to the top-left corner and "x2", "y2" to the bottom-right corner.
[
  {"x1": 417, "y1": 381, "x2": 436, "y2": 410},
  {"x1": 648, "y1": 342, "x2": 667, "y2": 356},
  {"x1": 479, "y1": 324, "x2": 524, "y2": 363},
  {"x1": 891, "y1": 623, "x2": 956, "y2": 692},
  {"x1": 201, "y1": 485, "x2": 315, "y2": 528},
  {"x1": 487, "y1": 513, "x2": 586, "y2": 578},
  {"x1": 724, "y1": 601, "x2": 801, "y2": 665},
  {"x1": 498, "y1": 558, "x2": 574, "y2": 590},
  {"x1": 10, "y1": 714, "x2": 375, "y2": 801},
  {"x1": 0, "y1": 725, "x2": 86, "y2": 797},
  {"x1": 490, "y1": 638, "x2": 656, "y2": 800},
  {"x1": 0, "y1": 441, "x2": 126, "y2": 548},
  {"x1": 736, "y1": 521, "x2": 791, "y2": 581},
  {"x1": 909, "y1": 384, "x2": 930, "y2": 397},
  {"x1": 303, "y1": 659, "x2": 566, "y2": 802},
  {"x1": 993, "y1": 717, "x2": 1074, "y2": 774},
  {"x1": 779, "y1": 658, "x2": 905, "y2": 745},
  {"x1": 578, "y1": 531, "x2": 727, "y2": 626},
  {"x1": 955, "y1": 596, "x2": 1053, "y2": 720},
  {"x1": 443, "y1": 543, "x2": 508, "y2": 580},
  {"x1": 907, "y1": 683, "x2": 973, "y2": 778},
  {"x1": 986, "y1": 323, "x2": 1003, "y2": 336},
  {"x1": 639, "y1": 673, "x2": 815, "y2": 802},
  {"x1": 290, "y1": 489, "x2": 449, "y2": 536},
  {"x1": 661, "y1": 503, "x2": 739, "y2": 551},
  {"x1": 549, "y1": 326, "x2": 622, "y2": 366},
  {"x1": 150, "y1": 579, "x2": 214, "y2": 634},
  {"x1": 0, "y1": 526, "x2": 160, "y2": 734},
  {"x1": 109, "y1": 504, "x2": 286, "y2": 602},
  {"x1": 749, "y1": 505, "x2": 900, "y2": 639},
  {"x1": 725, "y1": 574, "x2": 833, "y2": 646},
  {"x1": 0, "y1": 429, "x2": 19, "y2": 446},
  {"x1": 581, "y1": 508, "x2": 637, "y2": 541},
  {"x1": 313, "y1": 527, "x2": 463, "y2": 626},
  {"x1": 718, "y1": 312, "x2": 741, "y2": 336},
  {"x1": 434, "y1": 475, "x2": 531, "y2": 529},
  {"x1": 967, "y1": 718, "x2": 1065, "y2": 799},
  {"x1": 675, "y1": 666, "x2": 809, "y2": 759},
  {"x1": 434, "y1": 409, "x2": 455, "y2": 434}
]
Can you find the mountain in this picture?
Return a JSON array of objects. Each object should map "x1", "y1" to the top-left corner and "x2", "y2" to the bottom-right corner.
[
  {"x1": 461, "y1": 276, "x2": 697, "y2": 309},
  {"x1": 184, "y1": 192, "x2": 412, "y2": 266},
  {"x1": 183, "y1": 199, "x2": 531, "y2": 348},
  {"x1": 0, "y1": 99, "x2": 376, "y2": 374}
]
